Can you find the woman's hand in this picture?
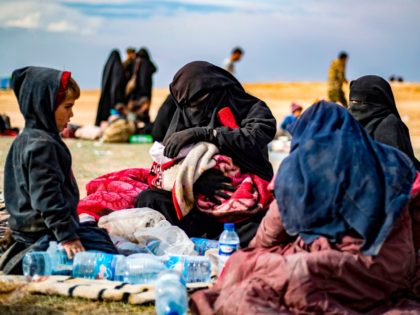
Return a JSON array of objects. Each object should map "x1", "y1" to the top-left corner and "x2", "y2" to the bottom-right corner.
[
  {"x1": 163, "y1": 127, "x2": 214, "y2": 158},
  {"x1": 61, "y1": 239, "x2": 85, "y2": 259},
  {"x1": 194, "y1": 169, "x2": 235, "y2": 205}
]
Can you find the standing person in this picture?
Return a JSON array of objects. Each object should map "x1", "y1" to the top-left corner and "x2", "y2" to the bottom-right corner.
[
  {"x1": 128, "y1": 47, "x2": 157, "y2": 124},
  {"x1": 0, "y1": 67, "x2": 117, "y2": 275},
  {"x1": 95, "y1": 50, "x2": 126, "y2": 126},
  {"x1": 223, "y1": 47, "x2": 244, "y2": 75},
  {"x1": 349, "y1": 75, "x2": 420, "y2": 170},
  {"x1": 136, "y1": 61, "x2": 277, "y2": 246},
  {"x1": 122, "y1": 47, "x2": 137, "y2": 81},
  {"x1": 327, "y1": 51, "x2": 349, "y2": 107}
]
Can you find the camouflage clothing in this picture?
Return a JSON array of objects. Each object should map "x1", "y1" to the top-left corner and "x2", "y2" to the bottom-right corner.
[{"x1": 327, "y1": 59, "x2": 347, "y2": 107}]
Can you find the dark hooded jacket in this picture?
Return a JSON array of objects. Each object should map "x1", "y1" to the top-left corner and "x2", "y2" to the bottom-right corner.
[
  {"x1": 276, "y1": 101, "x2": 416, "y2": 256},
  {"x1": 4, "y1": 66, "x2": 80, "y2": 244},
  {"x1": 95, "y1": 50, "x2": 126, "y2": 126},
  {"x1": 131, "y1": 48, "x2": 157, "y2": 100},
  {"x1": 165, "y1": 61, "x2": 277, "y2": 181},
  {"x1": 349, "y1": 75, "x2": 420, "y2": 170}
]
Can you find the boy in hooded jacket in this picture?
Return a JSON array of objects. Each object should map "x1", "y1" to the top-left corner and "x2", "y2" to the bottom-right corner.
[{"x1": 0, "y1": 67, "x2": 117, "y2": 274}]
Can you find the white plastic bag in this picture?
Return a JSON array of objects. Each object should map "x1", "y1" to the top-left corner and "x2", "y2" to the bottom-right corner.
[
  {"x1": 134, "y1": 220, "x2": 196, "y2": 256},
  {"x1": 98, "y1": 208, "x2": 166, "y2": 242}
]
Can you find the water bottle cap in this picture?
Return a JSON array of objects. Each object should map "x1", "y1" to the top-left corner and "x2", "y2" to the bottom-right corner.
[
  {"x1": 166, "y1": 311, "x2": 180, "y2": 315},
  {"x1": 224, "y1": 223, "x2": 235, "y2": 231}
]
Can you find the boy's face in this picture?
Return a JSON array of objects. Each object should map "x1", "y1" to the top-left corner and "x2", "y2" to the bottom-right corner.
[{"x1": 55, "y1": 98, "x2": 76, "y2": 131}]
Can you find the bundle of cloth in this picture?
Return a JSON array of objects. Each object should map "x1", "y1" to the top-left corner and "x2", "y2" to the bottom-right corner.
[
  {"x1": 190, "y1": 101, "x2": 420, "y2": 314},
  {"x1": 147, "y1": 140, "x2": 272, "y2": 223}
]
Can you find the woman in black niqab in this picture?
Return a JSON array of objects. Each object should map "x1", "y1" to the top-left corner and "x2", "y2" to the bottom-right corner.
[
  {"x1": 95, "y1": 50, "x2": 126, "y2": 126},
  {"x1": 349, "y1": 75, "x2": 420, "y2": 170},
  {"x1": 164, "y1": 60, "x2": 277, "y2": 181},
  {"x1": 136, "y1": 61, "x2": 277, "y2": 246}
]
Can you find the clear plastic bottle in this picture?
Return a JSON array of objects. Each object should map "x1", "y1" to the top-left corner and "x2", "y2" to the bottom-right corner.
[
  {"x1": 190, "y1": 237, "x2": 219, "y2": 255},
  {"x1": 218, "y1": 223, "x2": 240, "y2": 274},
  {"x1": 114, "y1": 253, "x2": 166, "y2": 284},
  {"x1": 22, "y1": 241, "x2": 73, "y2": 277},
  {"x1": 155, "y1": 270, "x2": 188, "y2": 315},
  {"x1": 162, "y1": 255, "x2": 211, "y2": 283},
  {"x1": 72, "y1": 251, "x2": 124, "y2": 280}
]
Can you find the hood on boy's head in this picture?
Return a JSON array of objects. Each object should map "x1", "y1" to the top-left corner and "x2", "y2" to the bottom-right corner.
[
  {"x1": 169, "y1": 61, "x2": 242, "y2": 107},
  {"x1": 11, "y1": 66, "x2": 69, "y2": 133}
]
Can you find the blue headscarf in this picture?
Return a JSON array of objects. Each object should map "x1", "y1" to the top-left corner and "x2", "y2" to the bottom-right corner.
[{"x1": 275, "y1": 101, "x2": 416, "y2": 256}]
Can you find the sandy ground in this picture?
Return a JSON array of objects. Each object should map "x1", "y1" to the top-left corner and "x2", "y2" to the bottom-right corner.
[
  {"x1": 1, "y1": 82, "x2": 420, "y2": 195},
  {"x1": 0, "y1": 82, "x2": 420, "y2": 313}
]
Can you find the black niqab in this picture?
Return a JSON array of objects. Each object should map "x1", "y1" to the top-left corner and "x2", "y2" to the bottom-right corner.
[
  {"x1": 131, "y1": 47, "x2": 157, "y2": 100},
  {"x1": 349, "y1": 75, "x2": 420, "y2": 169},
  {"x1": 166, "y1": 61, "x2": 277, "y2": 181}
]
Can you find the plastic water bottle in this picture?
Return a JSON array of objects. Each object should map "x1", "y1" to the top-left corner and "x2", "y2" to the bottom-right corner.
[
  {"x1": 190, "y1": 238, "x2": 219, "y2": 255},
  {"x1": 114, "y1": 253, "x2": 166, "y2": 284},
  {"x1": 22, "y1": 241, "x2": 73, "y2": 277},
  {"x1": 129, "y1": 134, "x2": 153, "y2": 144},
  {"x1": 72, "y1": 252, "x2": 124, "y2": 280},
  {"x1": 155, "y1": 270, "x2": 188, "y2": 315},
  {"x1": 163, "y1": 255, "x2": 211, "y2": 283},
  {"x1": 218, "y1": 223, "x2": 240, "y2": 274}
]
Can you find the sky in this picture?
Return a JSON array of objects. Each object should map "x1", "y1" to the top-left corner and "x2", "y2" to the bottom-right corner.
[{"x1": 0, "y1": 0, "x2": 419, "y2": 89}]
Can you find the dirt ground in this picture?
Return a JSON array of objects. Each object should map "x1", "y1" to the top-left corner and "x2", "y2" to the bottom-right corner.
[{"x1": 0, "y1": 82, "x2": 420, "y2": 314}]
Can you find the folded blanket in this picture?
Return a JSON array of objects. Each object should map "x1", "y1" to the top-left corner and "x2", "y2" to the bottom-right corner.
[{"x1": 25, "y1": 275, "x2": 209, "y2": 305}]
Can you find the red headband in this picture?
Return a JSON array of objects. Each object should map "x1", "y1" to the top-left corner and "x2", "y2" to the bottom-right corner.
[{"x1": 55, "y1": 71, "x2": 71, "y2": 108}]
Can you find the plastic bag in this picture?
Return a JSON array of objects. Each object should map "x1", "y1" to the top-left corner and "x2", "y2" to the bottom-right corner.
[
  {"x1": 98, "y1": 208, "x2": 166, "y2": 242},
  {"x1": 134, "y1": 220, "x2": 196, "y2": 256}
]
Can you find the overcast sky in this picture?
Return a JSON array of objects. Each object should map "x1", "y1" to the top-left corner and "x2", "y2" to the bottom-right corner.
[{"x1": 1, "y1": 0, "x2": 419, "y2": 88}]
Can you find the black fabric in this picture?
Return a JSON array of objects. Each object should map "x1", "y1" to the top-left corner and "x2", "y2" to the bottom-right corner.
[
  {"x1": 0, "y1": 223, "x2": 117, "y2": 275},
  {"x1": 165, "y1": 61, "x2": 276, "y2": 181},
  {"x1": 6, "y1": 66, "x2": 80, "y2": 244},
  {"x1": 349, "y1": 75, "x2": 420, "y2": 169},
  {"x1": 193, "y1": 169, "x2": 234, "y2": 204},
  {"x1": 130, "y1": 48, "x2": 157, "y2": 101},
  {"x1": 151, "y1": 95, "x2": 177, "y2": 142},
  {"x1": 95, "y1": 50, "x2": 126, "y2": 126},
  {"x1": 135, "y1": 189, "x2": 262, "y2": 247}
]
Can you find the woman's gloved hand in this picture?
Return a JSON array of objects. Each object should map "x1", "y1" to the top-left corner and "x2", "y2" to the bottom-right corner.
[
  {"x1": 194, "y1": 169, "x2": 235, "y2": 205},
  {"x1": 163, "y1": 127, "x2": 215, "y2": 158}
]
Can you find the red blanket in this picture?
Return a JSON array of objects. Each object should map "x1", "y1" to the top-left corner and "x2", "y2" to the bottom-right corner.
[{"x1": 77, "y1": 168, "x2": 149, "y2": 220}]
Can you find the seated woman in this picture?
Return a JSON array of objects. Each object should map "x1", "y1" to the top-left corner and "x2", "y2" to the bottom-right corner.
[
  {"x1": 191, "y1": 101, "x2": 420, "y2": 314},
  {"x1": 136, "y1": 61, "x2": 277, "y2": 246},
  {"x1": 0, "y1": 67, "x2": 117, "y2": 275},
  {"x1": 349, "y1": 75, "x2": 420, "y2": 169}
]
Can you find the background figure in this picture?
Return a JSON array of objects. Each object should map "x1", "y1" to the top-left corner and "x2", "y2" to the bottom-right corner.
[
  {"x1": 150, "y1": 95, "x2": 177, "y2": 142},
  {"x1": 95, "y1": 50, "x2": 126, "y2": 126},
  {"x1": 223, "y1": 47, "x2": 244, "y2": 75},
  {"x1": 327, "y1": 51, "x2": 348, "y2": 108},
  {"x1": 127, "y1": 47, "x2": 157, "y2": 124},
  {"x1": 278, "y1": 102, "x2": 303, "y2": 138},
  {"x1": 122, "y1": 47, "x2": 136, "y2": 81},
  {"x1": 349, "y1": 75, "x2": 420, "y2": 170}
]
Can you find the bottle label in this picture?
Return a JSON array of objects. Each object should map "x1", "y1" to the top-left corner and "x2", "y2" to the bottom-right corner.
[
  {"x1": 93, "y1": 253, "x2": 116, "y2": 280},
  {"x1": 165, "y1": 256, "x2": 188, "y2": 281},
  {"x1": 218, "y1": 243, "x2": 238, "y2": 257}
]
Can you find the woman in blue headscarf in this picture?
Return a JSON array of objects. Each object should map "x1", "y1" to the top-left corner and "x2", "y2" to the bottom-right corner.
[{"x1": 191, "y1": 101, "x2": 420, "y2": 315}]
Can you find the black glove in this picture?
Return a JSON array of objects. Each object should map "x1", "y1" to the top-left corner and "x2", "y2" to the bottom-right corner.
[
  {"x1": 194, "y1": 169, "x2": 235, "y2": 205},
  {"x1": 163, "y1": 127, "x2": 215, "y2": 158}
]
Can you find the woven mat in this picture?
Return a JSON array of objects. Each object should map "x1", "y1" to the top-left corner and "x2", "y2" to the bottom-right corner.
[{"x1": 0, "y1": 275, "x2": 210, "y2": 305}]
